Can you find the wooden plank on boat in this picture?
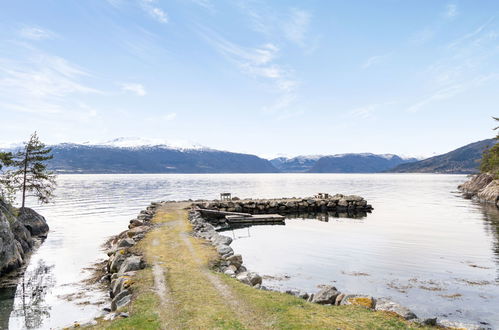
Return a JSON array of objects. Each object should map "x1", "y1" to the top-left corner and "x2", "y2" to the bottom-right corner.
[{"x1": 225, "y1": 214, "x2": 285, "y2": 223}]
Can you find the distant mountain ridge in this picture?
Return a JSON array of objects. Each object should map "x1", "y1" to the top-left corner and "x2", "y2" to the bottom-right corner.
[
  {"x1": 271, "y1": 153, "x2": 417, "y2": 173},
  {"x1": 1, "y1": 137, "x2": 492, "y2": 174},
  {"x1": 389, "y1": 139, "x2": 496, "y2": 174}
]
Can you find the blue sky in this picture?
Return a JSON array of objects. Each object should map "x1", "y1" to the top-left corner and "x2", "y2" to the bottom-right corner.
[{"x1": 0, "y1": 1, "x2": 498, "y2": 158}]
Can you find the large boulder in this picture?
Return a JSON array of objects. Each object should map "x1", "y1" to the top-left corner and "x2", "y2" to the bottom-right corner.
[
  {"x1": 375, "y1": 298, "x2": 417, "y2": 320},
  {"x1": 311, "y1": 285, "x2": 340, "y2": 305},
  {"x1": 236, "y1": 272, "x2": 262, "y2": 286},
  {"x1": 18, "y1": 207, "x2": 49, "y2": 236},
  {"x1": 118, "y1": 256, "x2": 144, "y2": 274}
]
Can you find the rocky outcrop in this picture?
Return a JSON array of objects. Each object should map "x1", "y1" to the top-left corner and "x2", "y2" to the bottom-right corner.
[
  {"x1": 458, "y1": 173, "x2": 499, "y2": 207},
  {"x1": 0, "y1": 199, "x2": 49, "y2": 278}
]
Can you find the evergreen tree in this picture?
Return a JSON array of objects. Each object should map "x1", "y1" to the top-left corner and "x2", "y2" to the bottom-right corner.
[
  {"x1": 5, "y1": 132, "x2": 56, "y2": 209},
  {"x1": 480, "y1": 117, "x2": 499, "y2": 176}
]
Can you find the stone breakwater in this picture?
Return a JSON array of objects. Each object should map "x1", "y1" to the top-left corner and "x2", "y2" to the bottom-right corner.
[
  {"x1": 458, "y1": 173, "x2": 499, "y2": 207},
  {"x1": 193, "y1": 194, "x2": 373, "y2": 216},
  {"x1": 100, "y1": 202, "x2": 161, "y2": 320}
]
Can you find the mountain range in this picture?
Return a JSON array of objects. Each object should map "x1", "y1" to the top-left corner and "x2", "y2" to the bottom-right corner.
[
  {"x1": 0, "y1": 137, "x2": 493, "y2": 174},
  {"x1": 388, "y1": 138, "x2": 495, "y2": 174}
]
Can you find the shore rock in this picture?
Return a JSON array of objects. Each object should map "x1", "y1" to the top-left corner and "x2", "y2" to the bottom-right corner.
[
  {"x1": 0, "y1": 199, "x2": 49, "y2": 277},
  {"x1": 17, "y1": 208, "x2": 49, "y2": 236},
  {"x1": 340, "y1": 294, "x2": 376, "y2": 308},
  {"x1": 311, "y1": 285, "x2": 340, "y2": 305},
  {"x1": 375, "y1": 298, "x2": 417, "y2": 320},
  {"x1": 458, "y1": 173, "x2": 499, "y2": 207},
  {"x1": 236, "y1": 272, "x2": 262, "y2": 286}
]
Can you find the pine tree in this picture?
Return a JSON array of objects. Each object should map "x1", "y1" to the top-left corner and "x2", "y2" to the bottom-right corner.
[{"x1": 6, "y1": 132, "x2": 56, "y2": 209}]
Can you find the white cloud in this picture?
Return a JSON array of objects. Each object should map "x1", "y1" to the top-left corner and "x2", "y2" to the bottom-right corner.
[
  {"x1": 121, "y1": 83, "x2": 146, "y2": 96},
  {"x1": 362, "y1": 54, "x2": 389, "y2": 69},
  {"x1": 140, "y1": 0, "x2": 168, "y2": 23},
  {"x1": 444, "y1": 4, "x2": 458, "y2": 18},
  {"x1": 19, "y1": 26, "x2": 56, "y2": 40}
]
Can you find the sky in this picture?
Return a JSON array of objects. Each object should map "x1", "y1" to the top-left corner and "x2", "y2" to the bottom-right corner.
[{"x1": 0, "y1": 0, "x2": 498, "y2": 159}]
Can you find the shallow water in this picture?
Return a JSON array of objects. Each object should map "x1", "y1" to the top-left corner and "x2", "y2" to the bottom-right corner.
[{"x1": 0, "y1": 173, "x2": 497, "y2": 329}]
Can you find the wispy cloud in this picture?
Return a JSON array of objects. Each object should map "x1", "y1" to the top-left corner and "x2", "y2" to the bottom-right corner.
[
  {"x1": 235, "y1": 2, "x2": 316, "y2": 50},
  {"x1": 0, "y1": 45, "x2": 101, "y2": 116},
  {"x1": 140, "y1": 0, "x2": 168, "y2": 23},
  {"x1": 199, "y1": 28, "x2": 299, "y2": 114},
  {"x1": 190, "y1": 0, "x2": 215, "y2": 13},
  {"x1": 444, "y1": 4, "x2": 459, "y2": 19},
  {"x1": 283, "y1": 8, "x2": 311, "y2": 47},
  {"x1": 349, "y1": 101, "x2": 395, "y2": 119},
  {"x1": 362, "y1": 54, "x2": 390, "y2": 69},
  {"x1": 19, "y1": 26, "x2": 57, "y2": 40},
  {"x1": 121, "y1": 83, "x2": 146, "y2": 96},
  {"x1": 162, "y1": 112, "x2": 176, "y2": 121},
  {"x1": 407, "y1": 18, "x2": 499, "y2": 112}
]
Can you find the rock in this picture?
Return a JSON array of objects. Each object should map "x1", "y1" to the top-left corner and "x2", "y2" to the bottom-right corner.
[
  {"x1": 127, "y1": 226, "x2": 149, "y2": 237},
  {"x1": 111, "y1": 289, "x2": 131, "y2": 311},
  {"x1": 311, "y1": 285, "x2": 340, "y2": 305},
  {"x1": 109, "y1": 253, "x2": 127, "y2": 273},
  {"x1": 117, "y1": 238, "x2": 135, "y2": 248},
  {"x1": 340, "y1": 294, "x2": 376, "y2": 309},
  {"x1": 337, "y1": 198, "x2": 349, "y2": 207},
  {"x1": 118, "y1": 256, "x2": 144, "y2": 274},
  {"x1": 285, "y1": 289, "x2": 309, "y2": 300},
  {"x1": 225, "y1": 254, "x2": 243, "y2": 268},
  {"x1": 212, "y1": 234, "x2": 232, "y2": 246},
  {"x1": 17, "y1": 207, "x2": 49, "y2": 236},
  {"x1": 236, "y1": 272, "x2": 262, "y2": 286},
  {"x1": 421, "y1": 318, "x2": 437, "y2": 326},
  {"x1": 334, "y1": 293, "x2": 345, "y2": 305},
  {"x1": 345, "y1": 195, "x2": 363, "y2": 202},
  {"x1": 128, "y1": 219, "x2": 143, "y2": 229},
  {"x1": 216, "y1": 244, "x2": 234, "y2": 257},
  {"x1": 224, "y1": 268, "x2": 236, "y2": 276},
  {"x1": 375, "y1": 298, "x2": 417, "y2": 320}
]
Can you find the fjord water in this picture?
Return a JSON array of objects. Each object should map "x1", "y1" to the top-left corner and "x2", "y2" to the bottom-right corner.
[{"x1": 0, "y1": 174, "x2": 498, "y2": 329}]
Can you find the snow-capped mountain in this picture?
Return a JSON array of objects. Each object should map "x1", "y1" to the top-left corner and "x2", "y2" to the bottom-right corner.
[{"x1": 86, "y1": 137, "x2": 207, "y2": 150}]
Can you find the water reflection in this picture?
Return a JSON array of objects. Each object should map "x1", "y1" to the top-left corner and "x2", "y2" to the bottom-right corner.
[
  {"x1": 0, "y1": 287, "x2": 16, "y2": 329},
  {"x1": 9, "y1": 260, "x2": 54, "y2": 329},
  {"x1": 478, "y1": 203, "x2": 499, "y2": 281}
]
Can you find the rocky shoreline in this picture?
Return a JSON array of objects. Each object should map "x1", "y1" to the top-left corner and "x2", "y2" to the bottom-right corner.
[
  {"x1": 97, "y1": 202, "x2": 160, "y2": 321},
  {"x1": 0, "y1": 198, "x2": 50, "y2": 286},
  {"x1": 458, "y1": 173, "x2": 499, "y2": 207}
]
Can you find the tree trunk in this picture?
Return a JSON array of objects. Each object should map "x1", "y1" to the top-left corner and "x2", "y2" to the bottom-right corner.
[{"x1": 21, "y1": 146, "x2": 28, "y2": 210}]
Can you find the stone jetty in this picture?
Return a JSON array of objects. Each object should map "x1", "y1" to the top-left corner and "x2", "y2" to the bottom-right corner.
[{"x1": 193, "y1": 194, "x2": 373, "y2": 216}]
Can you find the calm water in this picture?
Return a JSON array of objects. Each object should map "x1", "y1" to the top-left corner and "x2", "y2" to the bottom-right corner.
[{"x1": 0, "y1": 174, "x2": 498, "y2": 329}]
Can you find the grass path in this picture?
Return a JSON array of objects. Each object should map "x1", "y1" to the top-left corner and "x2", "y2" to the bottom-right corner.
[{"x1": 92, "y1": 203, "x2": 430, "y2": 330}]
